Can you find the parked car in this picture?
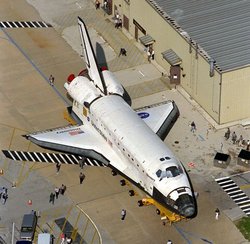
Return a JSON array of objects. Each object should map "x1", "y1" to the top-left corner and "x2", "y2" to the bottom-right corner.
[
  {"x1": 20, "y1": 211, "x2": 37, "y2": 241},
  {"x1": 16, "y1": 241, "x2": 32, "y2": 244}
]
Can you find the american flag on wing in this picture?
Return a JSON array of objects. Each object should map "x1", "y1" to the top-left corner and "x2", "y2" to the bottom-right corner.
[{"x1": 69, "y1": 129, "x2": 84, "y2": 136}]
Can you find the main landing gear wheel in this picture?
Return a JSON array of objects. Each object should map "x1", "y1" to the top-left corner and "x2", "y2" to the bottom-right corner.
[
  {"x1": 111, "y1": 170, "x2": 117, "y2": 176},
  {"x1": 138, "y1": 200, "x2": 143, "y2": 207},
  {"x1": 129, "y1": 190, "x2": 135, "y2": 196},
  {"x1": 120, "y1": 179, "x2": 126, "y2": 186}
]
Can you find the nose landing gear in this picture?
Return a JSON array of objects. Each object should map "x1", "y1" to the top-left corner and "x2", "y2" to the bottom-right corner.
[{"x1": 137, "y1": 198, "x2": 186, "y2": 225}]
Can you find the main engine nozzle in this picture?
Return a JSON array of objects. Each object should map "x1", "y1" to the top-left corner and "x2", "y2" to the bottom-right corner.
[{"x1": 67, "y1": 74, "x2": 75, "y2": 84}]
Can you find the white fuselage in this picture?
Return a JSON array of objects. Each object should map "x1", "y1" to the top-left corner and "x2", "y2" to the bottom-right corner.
[
  {"x1": 72, "y1": 89, "x2": 189, "y2": 193},
  {"x1": 63, "y1": 17, "x2": 195, "y2": 217},
  {"x1": 65, "y1": 76, "x2": 195, "y2": 217}
]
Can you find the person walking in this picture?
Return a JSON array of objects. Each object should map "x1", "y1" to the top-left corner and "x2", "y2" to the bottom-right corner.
[
  {"x1": 247, "y1": 140, "x2": 250, "y2": 151},
  {"x1": 55, "y1": 187, "x2": 60, "y2": 199},
  {"x1": 60, "y1": 233, "x2": 65, "y2": 244},
  {"x1": 118, "y1": 18, "x2": 122, "y2": 28},
  {"x1": 206, "y1": 128, "x2": 210, "y2": 138},
  {"x1": 79, "y1": 157, "x2": 86, "y2": 169},
  {"x1": 95, "y1": 0, "x2": 100, "y2": 9},
  {"x1": 215, "y1": 208, "x2": 220, "y2": 220},
  {"x1": 2, "y1": 192, "x2": 8, "y2": 205},
  {"x1": 79, "y1": 172, "x2": 85, "y2": 184},
  {"x1": 103, "y1": 0, "x2": 107, "y2": 9},
  {"x1": 56, "y1": 162, "x2": 61, "y2": 174},
  {"x1": 151, "y1": 49, "x2": 155, "y2": 60},
  {"x1": 224, "y1": 128, "x2": 230, "y2": 140},
  {"x1": 232, "y1": 132, "x2": 237, "y2": 144},
  {"x1": 190, "y1": 121, "x2": 196, "y2": 133},
  {"x1": 237, "y1": 135, "x2": 243, "y2": 146},
  {"x1": 147, "y1": 49, "x2": 151, "y2": 62},
  {"x1": 60, "y1": 184, "x2": 66, "y2": 195},
  {"x1": 49, "y1": 74, "x2": 55, "y2": 86},
  {"x1": 115, "y1": 18, "x2": 119, "y2": 28},
  {"x1": 66, "y1": 236, "x2": 72, "y2": 243},
  {"x1": 119, "y1": 48, "x2": 127, "y2": 57},
  {"x1": 49, "y1": 192, "x2": 55, "y2": 204},
  {"x1": 121, "y1": 209, "x2": 126, "y2": 220}
]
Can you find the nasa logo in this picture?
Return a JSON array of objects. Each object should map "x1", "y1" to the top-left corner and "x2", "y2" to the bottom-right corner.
[{"x1": 138, "y1": 112, "x2": 149, "y2": 119}]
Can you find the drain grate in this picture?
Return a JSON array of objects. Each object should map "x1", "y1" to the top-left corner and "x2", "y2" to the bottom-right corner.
[{"x1": 55, "y1": 217, "x2": 86, "y2": 243}]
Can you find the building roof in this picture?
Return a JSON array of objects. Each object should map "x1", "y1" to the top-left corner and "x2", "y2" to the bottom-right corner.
[
  {"x1": 161, "y1": 49, "x2": 182, "y2": 66},
  {"x1": 139, "y1": 34, "x2": 155, "y2": 46},
  {"x1": 150, "y1": 0, "x2": 250, "y2": 72}
]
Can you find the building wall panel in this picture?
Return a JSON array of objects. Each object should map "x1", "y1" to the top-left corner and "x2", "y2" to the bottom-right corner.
[{"x1": 220, "y1": 67, "x2": 250, "y2": 124}]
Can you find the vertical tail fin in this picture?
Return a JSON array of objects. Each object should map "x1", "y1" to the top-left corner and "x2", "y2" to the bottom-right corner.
[{"x1": 77, "y1": 17, "x2": 107, "y2": 94}]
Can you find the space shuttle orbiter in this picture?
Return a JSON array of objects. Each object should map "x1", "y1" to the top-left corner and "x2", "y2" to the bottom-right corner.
[{"x1": 2, "y1": 17, "x2": 196, "y2": 218}]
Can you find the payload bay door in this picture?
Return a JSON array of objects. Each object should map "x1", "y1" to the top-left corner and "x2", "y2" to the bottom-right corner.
[{"x1": 170, "y1": 66, "x2": 181, "y2": 85}]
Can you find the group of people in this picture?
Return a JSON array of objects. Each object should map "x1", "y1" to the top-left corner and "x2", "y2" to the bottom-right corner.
[
  {"x1": 224, "y1": 128, "x2": 250, "y2": 150},
  {"x1": 114, "y1": 18, "x2": 122, "y2": 29},
  {"x1": 55, "y1": 157, "x2": 86, "y2": 186},
  {"x1": 60, "y1": 233, "x2": 72, "y2": 244},
  {"x1": 147, "y1": 45, "x2": 155, "y2": 62},
  {"x1": 95, "y1": 0, "x2": 108, "y2": 10},
  {"x1": 114, "y1": 12, "x2": 122, "y2": 29},
  {"x1": 49, "y1": 184, "x2": 66, "y2": 205}
]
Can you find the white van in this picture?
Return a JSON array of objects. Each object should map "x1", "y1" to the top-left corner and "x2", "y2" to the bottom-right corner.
[{"x1": 37, "y1": 233, "x2": 53, "y2": 244}]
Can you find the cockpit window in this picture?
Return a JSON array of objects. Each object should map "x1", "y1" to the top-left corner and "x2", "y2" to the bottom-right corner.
[
  {"x1": 156, "y1": 165, "x2": 183, "y2": 180},
  {"x1": 156, "y1": 169, "x2": 162, "y2": 177}
]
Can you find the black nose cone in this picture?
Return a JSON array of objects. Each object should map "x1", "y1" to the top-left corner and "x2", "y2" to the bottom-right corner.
[
  {"x1": 181, "y1": 205, "x2": 195, "y2": 217},
  {"x1": 176, "y1": 194, "x2": 195, "y2": 217}
]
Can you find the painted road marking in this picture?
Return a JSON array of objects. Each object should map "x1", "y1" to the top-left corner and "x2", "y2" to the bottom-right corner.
[
  {"x1": 0, "y1": 21, "x2": 52, "y2": 28},
  {"x1": 216, "y1": 176, "x2": 250, "y2": 216},
  {"x1": 2, "y1": 150, "x2": 106, "y2": 167}
]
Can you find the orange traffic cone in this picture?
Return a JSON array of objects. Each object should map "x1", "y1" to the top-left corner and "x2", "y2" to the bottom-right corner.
[{"x1": 28, "y1": 199, "x2": 32, "y2": 205}]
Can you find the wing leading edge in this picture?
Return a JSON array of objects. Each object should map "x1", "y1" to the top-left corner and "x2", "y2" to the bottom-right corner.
[{"x1": 21, "y1": 124, "x2": 113, "y2": 165}]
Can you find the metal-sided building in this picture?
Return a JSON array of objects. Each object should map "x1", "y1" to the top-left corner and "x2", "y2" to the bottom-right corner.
[{"x1": 109, "y1": 0, "x2": 250, "y2": 125}]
